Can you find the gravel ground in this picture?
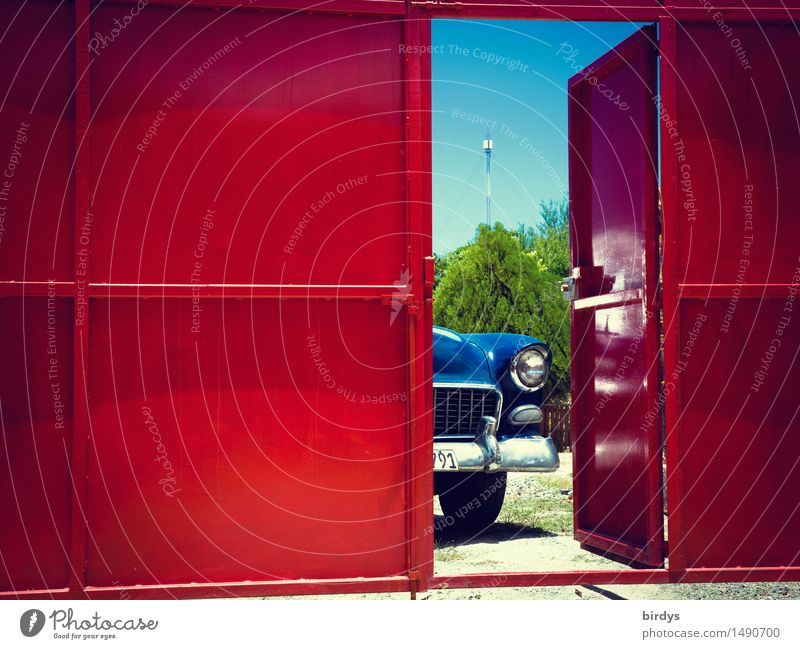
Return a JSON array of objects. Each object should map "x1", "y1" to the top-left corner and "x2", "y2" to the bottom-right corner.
[{"x1": 283, "y1": 454, "x2": 800, "y2": 600}]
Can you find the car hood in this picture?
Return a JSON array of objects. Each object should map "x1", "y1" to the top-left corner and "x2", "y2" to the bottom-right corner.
[{"x1": 432, "y1": 326, "x2": 493, "y2": 385}]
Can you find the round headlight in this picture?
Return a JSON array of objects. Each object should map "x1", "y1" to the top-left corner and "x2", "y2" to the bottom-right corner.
[{"x1": 510, "y1": 347, "x2": 549, "y2": 390}]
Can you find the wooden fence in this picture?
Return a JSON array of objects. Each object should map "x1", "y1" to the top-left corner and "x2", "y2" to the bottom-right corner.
[{"x1": 541, "y1": 403, "x2": 572, "y2": 452}]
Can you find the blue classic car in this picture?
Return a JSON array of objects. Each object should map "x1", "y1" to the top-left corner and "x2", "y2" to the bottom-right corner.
[{"x1": 433, "y1": 325, "x2": 559, "y2": 531}]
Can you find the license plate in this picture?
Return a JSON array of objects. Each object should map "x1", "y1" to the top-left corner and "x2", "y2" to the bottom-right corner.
[{"x1": 433, "y1": 449, "x2": 459, "y2": 471}]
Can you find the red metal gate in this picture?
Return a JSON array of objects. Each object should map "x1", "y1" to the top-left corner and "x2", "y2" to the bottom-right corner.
[
  {"x1": 567, "y1": 27, "x2": 664, "y2": 567},
  {"x1": 2, "y1": 0, "x2": 800, "y2": 599},
  {"x1": 661, "y1": 20, "x2": 800, "y2": 577},
  {"x1": 1, "y1": 0, "x2": 432, "y2": 599}
]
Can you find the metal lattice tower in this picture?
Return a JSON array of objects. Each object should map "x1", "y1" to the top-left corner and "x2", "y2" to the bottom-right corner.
[{"x1": 483, "y1": 132, "x2": 492, "y2": 225}]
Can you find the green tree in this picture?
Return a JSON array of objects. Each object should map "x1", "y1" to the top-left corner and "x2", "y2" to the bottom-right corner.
[
  {"x1": 432, "y1": 250, "x2": 453, "y2": 292},
  {"x1": 434, "y1": 222, "x2": 571, "y2": 403},
  {"x1": 516, "y1": 198, "x2": 570, "y2": 278}
]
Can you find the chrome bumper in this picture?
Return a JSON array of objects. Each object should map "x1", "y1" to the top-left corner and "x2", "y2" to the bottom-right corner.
[{"x1": 433, "y1": 416, "x2": 560, "y2": 473}]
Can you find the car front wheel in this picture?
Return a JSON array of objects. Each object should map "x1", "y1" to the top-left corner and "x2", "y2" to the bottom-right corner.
[{"x1": 436, "y1": 471, "x2": 507, "y2": 534}]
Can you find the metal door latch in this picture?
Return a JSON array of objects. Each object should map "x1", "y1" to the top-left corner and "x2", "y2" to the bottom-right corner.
[{"x1": 560, "y1": 276, "x2": 576, "y2": 301}]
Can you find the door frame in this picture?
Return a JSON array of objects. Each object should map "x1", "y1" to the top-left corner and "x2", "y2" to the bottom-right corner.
[{"x1": 427, "y1": 6, "x2": 800, "y2": 593}]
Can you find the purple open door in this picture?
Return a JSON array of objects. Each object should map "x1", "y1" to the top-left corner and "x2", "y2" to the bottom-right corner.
[{"x1": 567, "y1": 26, "x2": 664, "y2": 567}]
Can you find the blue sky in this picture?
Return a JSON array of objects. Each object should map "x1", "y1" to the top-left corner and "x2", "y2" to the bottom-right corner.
[{"x1": 432, "y1": 20, "x2": 645, "y2": 254}]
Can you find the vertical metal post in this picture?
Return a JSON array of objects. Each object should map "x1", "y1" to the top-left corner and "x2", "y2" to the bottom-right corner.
[
  {"x1": 69, "y1": 0, "x2": 91, "y2": 598},
  {"x1": 403, "y1": 4, "x2": 433, "y2": 591},
  {"x1": 657, "y1": 15, "x2": 685, "y2": 576}
]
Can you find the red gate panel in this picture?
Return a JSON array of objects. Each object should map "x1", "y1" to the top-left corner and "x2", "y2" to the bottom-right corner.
[
  {"x1": 86, "y1": 299, "x2": 409, "y2": 584},
  {"x1": 2, "y1": 0, "x2": 433, "y2": 597},
  {"x1": 666, "y1": 23, "x2": 800, "y2": 571},
  {"x1": 568, "y1": 27, "x2": 663, "y2": 567},
  {"x1": 0, "y1": 298, "x2": 74, "y2": 592},
  {"x1": 0, "y1": 0, "x2": 75, "y2": 593},
  {"x1": 84, "y1": 4, "x2": 422, "y2": 586}
]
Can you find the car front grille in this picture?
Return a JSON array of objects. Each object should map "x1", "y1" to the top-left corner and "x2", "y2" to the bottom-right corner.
[{"x1": 433, "y1": 386, "x2": 500, "y2": 438}]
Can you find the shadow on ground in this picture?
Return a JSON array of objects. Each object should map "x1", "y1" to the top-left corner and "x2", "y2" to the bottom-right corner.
[{"x1": 433, "y1": 515, "x2": 557, "y2": 547}]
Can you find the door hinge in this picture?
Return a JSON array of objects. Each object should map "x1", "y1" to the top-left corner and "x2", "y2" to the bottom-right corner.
[{"x1": 423, "y1": 256, "x2": 435, "y2": 301}]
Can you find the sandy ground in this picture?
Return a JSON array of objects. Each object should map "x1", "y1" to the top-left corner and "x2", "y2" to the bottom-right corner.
[{"x1": 283, "y1": 454, "x2": 800, "y2": 600}]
